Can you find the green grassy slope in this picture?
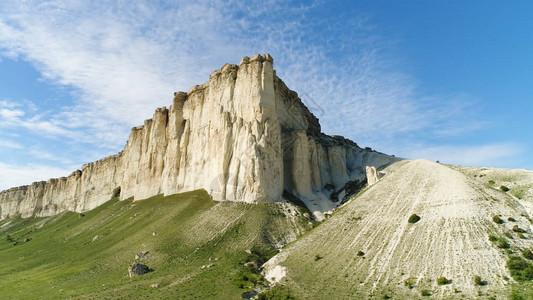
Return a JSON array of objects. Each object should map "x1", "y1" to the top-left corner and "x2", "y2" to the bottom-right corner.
[{"x1": 0, "y1": 190, "x2": 312, "y2": 299}]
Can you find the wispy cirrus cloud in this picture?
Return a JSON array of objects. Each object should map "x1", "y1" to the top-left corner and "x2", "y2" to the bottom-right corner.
[
  {"x1": 0, "y1": 100, "x2": 72, "y2": 136},
  {"x1": 0, "y1": 0, "x2": 511, "y2": 187},
  {"x1": 0, "y1": 1, "x2": 479, "y2": 147}
]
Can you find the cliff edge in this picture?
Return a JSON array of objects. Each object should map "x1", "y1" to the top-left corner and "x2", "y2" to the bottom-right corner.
[{"x1": 0, "y1": 54, "x2": 398, "y2": 220}]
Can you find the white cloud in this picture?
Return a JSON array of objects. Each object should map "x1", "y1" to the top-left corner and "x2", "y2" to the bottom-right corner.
[
  {"x1": 0, "y1": 100, "x2": 19, "y2": 109},
  {"x1": 0, "y1": 139, "x2": 22, "y2": 149},
  {"x1": 0, "y1": 108, "x2": 24, "y2": 119},
  {"x1": 0, "y1": 1, "x2": 481, "y2": 150},
  {"x1": 405, "y1": 143, "x2": 525, "y2": 167},
  {"x1": 0, "y1": 162, "x2": 72, "y2": 190},
  {"x1": 0, "y1": 0, "x2": 505, "y2": 188},
  {"x1": 0, "y1": 101, "x2": 73, "y2": 136}
]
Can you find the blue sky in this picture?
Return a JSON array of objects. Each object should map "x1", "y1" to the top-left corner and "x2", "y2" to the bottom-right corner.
[{"x1": 0, "y1": 0, "x2": 531, "y2": 190}]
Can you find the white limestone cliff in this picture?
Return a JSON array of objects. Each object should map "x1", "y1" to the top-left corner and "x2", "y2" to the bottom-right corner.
[{"x1": 0, "y1": 54, "x2": 399, "y2": 220}]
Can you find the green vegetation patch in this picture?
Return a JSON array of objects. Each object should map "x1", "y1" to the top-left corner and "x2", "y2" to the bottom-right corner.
[
  {"x1": 489, "y1": 234, "x2": 499, "y2": 242},
  {"x1": 513, "y1": 225, "x2": 526, "y2": 233},
  {"x1": 408, "y1": 214, "x2": 421, "y2": 224},
  {"x1": 497, "y1": 238, "x2": 511, "y2": 249},
  {"x1": 522, "y1": 249, "x2": 533, "y2": 260},
  {"x1": 500, "y1": 185, "x2": 510, "y2": 192},
  {"x1": 493, "y1": 215, "x2": 504, "y2": 224},
  {"x1": 510, "y1": 283, "x2": 533, "y2": 300},
  {"x1": 507, "y1": 256, "x2": 533, "y2": 281},
  {"x1": 404, "y1": 278, "x2": 416, "y2": 289},
  {"x1": 436, "y1": 276, "x2": 451, "y2": 285},
  {"x1": 257, "y1": 285, "x2": 296, "y2": 300},
  {"x1": 0, "y1": 190, "x2": 312, "y2": 299},
  {"x1": 474, "y1": 275, "x2": 485, "y2": 286}
]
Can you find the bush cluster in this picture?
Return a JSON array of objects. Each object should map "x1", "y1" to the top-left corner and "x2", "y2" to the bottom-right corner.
[{"x1": 507, "y1": 256, "x2": 533, "y2": 281}]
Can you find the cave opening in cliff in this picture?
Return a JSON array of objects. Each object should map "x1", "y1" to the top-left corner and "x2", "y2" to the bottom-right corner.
[{"x1": 112, "y1": 187, "x2": 121, "y2": 198}]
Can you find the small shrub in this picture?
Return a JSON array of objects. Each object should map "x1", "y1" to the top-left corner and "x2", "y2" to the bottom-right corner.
[
  {"x1": 5, "y1": 235, "x2": 14, "y2": 243},
  {"x1": 408, "y1": 214, "x2": 421, "y2": 224},
  {"x1": 404, "y1": 278, "x2": 416, "y2": 289},
  {"x1": 497, "y1": 238, "x2": 510, "y2": 249},
  {"x1": 518, "y1": 233, "x2": 525, "y2": 239},
  {"x1": 421, "y1": 289, "x2": 432, "y2": 296},
  {"x1": 488, "y1": 180, "x2": 495, "y2": 185},
  {"x1": 488, "y1": 234, "x2": 498, "y2": 242},
  {"x1": 357, "y1": 251, "x2": 365, "y2": 257},
  {"x1": 500, "y1": 185, "x2": 510, "y2": 192},
  {"x1": 474, "y1": 275, "x2": 486, "y2": 286},
  {"x1": 523, "y1": 249, "x2": 533, "y2": 260},
  {"x1": 437, "y1": 276, "x2": 451, "y2": 285},
  {"x1": 508, "y1": 217, "x2": 517, "y2": 222},
  {"x1": 492, "y1": 215, "x2": 504, "y2": 224},
  {"x1": 513, "y1": 225, "x2": 526, "y2": 233},
  {"x1": 314, "y1": 254, "x2": 323, "y2": 261}
]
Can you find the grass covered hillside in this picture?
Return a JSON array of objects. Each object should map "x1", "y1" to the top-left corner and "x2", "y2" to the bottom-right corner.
[{"x1": 0, "y1": 190, "x2": 312, "y2": 299}]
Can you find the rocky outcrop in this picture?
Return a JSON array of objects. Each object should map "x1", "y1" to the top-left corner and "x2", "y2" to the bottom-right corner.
[
  {"x1": 366, "y1": 166, "x2": 380, "y2": 186},
  {"x1": 0, "y1": 54, "x2": 398, "y2": 220}
]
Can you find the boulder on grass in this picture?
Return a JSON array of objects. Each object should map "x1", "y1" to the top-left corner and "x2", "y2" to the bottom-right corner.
[{"x1": 128, "y1": 263, "x2": 151, "y2": 277}]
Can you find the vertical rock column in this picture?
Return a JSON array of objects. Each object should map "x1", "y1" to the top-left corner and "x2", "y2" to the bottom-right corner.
[
  {"x1": 229, "y1": 54, "x2": 283, "y2": 202},
  {"x1": 161, "y1": 92, "x2": 187, "y2": 196}
]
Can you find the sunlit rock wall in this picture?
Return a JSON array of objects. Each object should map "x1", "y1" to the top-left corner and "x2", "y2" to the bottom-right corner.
[{"x1": 0, "y1": 54, "x2": 397, "y2": 219}]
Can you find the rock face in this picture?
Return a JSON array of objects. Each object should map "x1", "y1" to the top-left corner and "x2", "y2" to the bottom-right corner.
[
  {"x1": 366, "y1": 166, "x2": 380, "y2": 186},
  {"x1": 0, "y1": 54, "x2": 398, "y2": 220}
]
